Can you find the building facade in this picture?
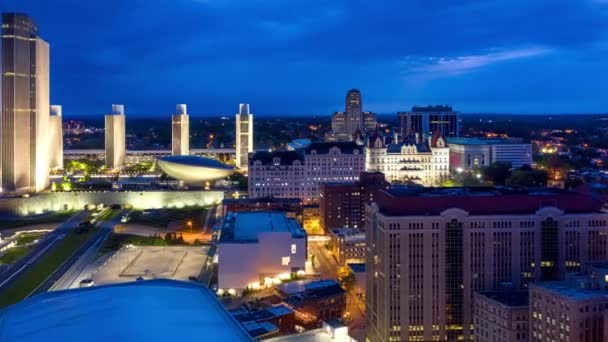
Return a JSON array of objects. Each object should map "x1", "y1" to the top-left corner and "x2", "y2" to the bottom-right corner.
[
  {"x1": 235, "y1": 103, "x2": 253, "y2": 170},
  {"x1": 49, "y1": 105, "x2": 63, "y2": 170},
  {"x1": 328, "y1": 227, "x2": 366, "y2": 265},
  {"x1": 1, "y1": 13, "x2": 51, "y2": 193},
  {"x1": 320, "y1": 171, "x2": 388, "y2": 231},
  {"x1": 447, "y1": 137, "x2": 533, "y2": 170},
  {"x1": 530, "y1": 263, "x2": 608, "y2": 342},
  {"x1": 248, "y1": 142, "x2": 365, "y2": 204},
  {"x1": 104, "y1": 104, "x2": 126, "y2": 169},
  {"x1": 331, "y1": 89, "x2": 377, "y2": 138},
  {"x1": 366, "y1": 187, "x2": 608, "y2": 342},
  {"x1": 473, "y1": 290, "x2": 529, "y2": 342},
  {"x1": 365, "y1": 130, "x2": 450, "y2": 186},
  {"x1": 171, "y1": 104, "x2": 189, "y2": 156},
  {"x1": 217, "y1": 212, "x2": 307, "y2": 291},
  {"x1": 398, "y1": 105, "x2": 459, "y2": 138}
]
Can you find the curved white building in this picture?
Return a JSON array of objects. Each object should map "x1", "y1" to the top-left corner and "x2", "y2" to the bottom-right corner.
[{"x1": 157, "y1": 155, "x2": 234, "y2": 182}]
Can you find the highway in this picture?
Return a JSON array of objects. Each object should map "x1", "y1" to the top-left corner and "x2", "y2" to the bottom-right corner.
[
  {"x1": 0, "y1": 211, "x2": 89, "y2": 292},
  {"x1": 46, "y1": 210, "x2": 129, "y2": 292}
]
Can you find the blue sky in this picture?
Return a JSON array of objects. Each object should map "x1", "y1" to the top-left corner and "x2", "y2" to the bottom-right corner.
[{"x1": 2, "y1": 0, "x2": 608, "y2": 116}]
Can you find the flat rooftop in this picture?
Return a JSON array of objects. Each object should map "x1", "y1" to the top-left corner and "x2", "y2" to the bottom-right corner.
[
  {"x1": 93, "y1": 246, "x2": 209, "y2": 285},
  {"x1": 533, "y1": 282, "x2": 608, "y2": 301},
  {"x1": 377, "y1": 186, "x2": 604, "y2": 216},
  {"x1": 220, "y1": 212, "x2": 306, "y2": 242},
  {"x1": 476, "y1": 290, "x2": 529, "y2": 307},
  {"x1": 277, "y1": 279, "x2": 343, "y2": 297},
  {"x1": 0, "y1": 279, "x2": 252, "y2": 342},
  {"x1": 446, "y1": 137, "x2": 526, "y2": 145}
]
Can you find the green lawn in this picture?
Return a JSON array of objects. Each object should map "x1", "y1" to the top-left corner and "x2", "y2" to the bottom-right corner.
[
  {"x1": 1, "y1": 210, "x2": 77, "y2": 231},
  {"x1": 97, "y1": 209, "x2": 121, "y2": 222},
  {"x1": 15, "y1": 233, "x2": 46, "y2": 246},
  {"x1": 0, "y1": 246, "x2": 32, "y2": 265},
  {"x1": 0, "y1": 227, "x2": 99, "y2": 308},
  {"x1": 129, "y1": 207, "x2": 208, "y2": 228},
  {"x1": 97, "y1": 233, "x2": 168, "y2": 257}
]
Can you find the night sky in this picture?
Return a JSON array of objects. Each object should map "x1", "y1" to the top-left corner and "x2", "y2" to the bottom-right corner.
[{"x1": 2, "y1": 0, "x2": 608, "y2": 116}]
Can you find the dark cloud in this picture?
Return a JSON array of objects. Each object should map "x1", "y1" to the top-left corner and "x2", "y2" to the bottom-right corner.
[{"x1": 1, "y1": 0, "x2": 607, "y2": 115}]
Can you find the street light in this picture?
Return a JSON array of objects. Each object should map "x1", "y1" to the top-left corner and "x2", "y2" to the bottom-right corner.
[{"x1": 187, "y1": 221, "x2": 193, "y2": 233}]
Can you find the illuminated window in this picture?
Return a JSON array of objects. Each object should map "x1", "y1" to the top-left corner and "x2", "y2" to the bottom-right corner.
[
  {"x1": 282, "y1": 256, "x2": 290, "y2": 266},
  {"x1": 291, "y1": 244, "x2": 297, "y2": 254}
]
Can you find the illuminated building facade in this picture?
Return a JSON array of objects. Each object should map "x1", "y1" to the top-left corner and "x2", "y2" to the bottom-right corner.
[
  {"x1": 365, "y1": 129, "x2": 450, "y2": 186},
  {"x1": 331, "y1": 89, "x2": 377, "y2": 138},
  {"x1": 1, "y1": 13, "x2": 51, "y2": 193},
  {"x1": 49, "y1": 105, "x2": 63, "y2": 169},
  {"x1": 248, "y1": 142, "x2": 365, "y2": 204},
  {"x1": 217, "y1": 211, "x2": 307, "y2": 291},
  {"x1": 104, "y1": 104, "x2": 126, "y2": 169},
  {"x1": 447, "y1": 137, "x2": 533, "y2": 170},
  {"x1": 366, "y1": 187, "x2": 608, "y2": 341},
  {"x1": 399, "y1": 105, "x2": 460, "y2": 138},
  {"x1": 235, "y1": 103, "x2": 253, "y2": 170},
  {"x1": 171, "y1": 104, "x2": 189, "y2": 156}
]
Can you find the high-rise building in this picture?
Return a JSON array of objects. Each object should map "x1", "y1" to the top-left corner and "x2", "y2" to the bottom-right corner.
[
  {"x1": 366, "y1": 187, "x2": 608, "y2": 341},
  {"x1": 235, "y1": 103, "x2": 253, "y2": 170},
  {"x1": 105, "y1": 104, "x2": 126, "y2": 169},
  {"x1": 171, "y1": 104, "x2": 189, "y2": 156},
  {"x1": 399, "y1": 105, "x2": 460, "y2": 138},
  {"x1": 49, "y1": 105, "x2": 64, "y2": 169},
  {"x1": 331, "y1": 89, "x2": 377, "y2": 137},
  {"x1": 1, "y1": 13, "x2": 50, "y2": 193}
]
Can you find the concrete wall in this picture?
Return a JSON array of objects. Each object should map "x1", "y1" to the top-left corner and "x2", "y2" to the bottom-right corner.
[{"x1": 0, "y1": 190, "x2": 225, "y2": 216}]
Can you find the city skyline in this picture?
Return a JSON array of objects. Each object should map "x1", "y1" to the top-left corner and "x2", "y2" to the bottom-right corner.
[{"x1": 1, "y1": 1, "x2": 607, "y2": 116}]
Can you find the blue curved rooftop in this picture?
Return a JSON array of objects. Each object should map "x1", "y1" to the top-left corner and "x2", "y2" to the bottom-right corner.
[{"x1": 159, "y1": 155, "x2": 233, "y2": 170}]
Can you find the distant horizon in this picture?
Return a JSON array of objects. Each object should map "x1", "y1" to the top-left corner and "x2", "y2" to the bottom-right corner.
[
  {"x1": 61, "y1": 111, "x2": 608, "y2": 120},
  {"x1": 2, "y1": 1, "x2": 608, "y2": 114}
]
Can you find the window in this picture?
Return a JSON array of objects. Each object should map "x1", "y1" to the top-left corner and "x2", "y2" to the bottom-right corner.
[
  {"x1": 291, "y1": 244, "x2": 297, "y2": 254},
  {"x1": 282, "y1": 256, "x2": 290, "y2": 266}
]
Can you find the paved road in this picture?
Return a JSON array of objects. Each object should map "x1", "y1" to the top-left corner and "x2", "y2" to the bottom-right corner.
[
  {"x1": 199, "y1": 205, "x2": 220, "y2": 286},
  {"x1": 0, "y1": 211, "x2": 89, "y2": 292},
  {"x1": 47, "y1": 210, "x2": 129, "y2": 292},
  {"x1": 308, "y1": 240, "x2": 366, "y2": 340}
]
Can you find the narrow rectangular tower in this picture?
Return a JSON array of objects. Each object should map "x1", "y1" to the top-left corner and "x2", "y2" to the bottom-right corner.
[
  {"x1": 235, "y1": 103, "x2": 253, "y2": 170},
  {"x1": 105, "y1": 104, "x2": 126, "y2": 169},
  {"x1": 0, "y1": 13, "x2": 50, "y2": 193},
  {"x1": 171, "y1": 104, "x2": 189, "y2": 156},
  {"x1": 49, "y1": 105, "x2": 64, "y2": 169}
]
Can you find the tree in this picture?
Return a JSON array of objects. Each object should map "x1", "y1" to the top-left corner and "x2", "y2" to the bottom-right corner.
[
  {"x1": 506, "y1": 169, "x2": 548, "y2": 187},
  {"x1": 481, "y1": 162, "x2": 512, "y2": 185}
]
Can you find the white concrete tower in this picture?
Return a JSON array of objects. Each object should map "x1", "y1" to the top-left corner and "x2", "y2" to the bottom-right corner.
[
  {"x1": 235, "y1": 103, "x2": 253, "y2": 170},
  {"x1": 49, "y1": 105, "x2": 64, "y2": 169},
  {"x1": 105, "y1": 104, "x2": 126, "y2": 169},
  {"x1": 171, "y1": 104, "x2": 190, "y2": 156}
]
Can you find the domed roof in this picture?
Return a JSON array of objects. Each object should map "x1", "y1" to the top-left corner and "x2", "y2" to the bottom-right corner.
[{"x1": 157, "y1": 155, "x2": 234, "y2": 182}]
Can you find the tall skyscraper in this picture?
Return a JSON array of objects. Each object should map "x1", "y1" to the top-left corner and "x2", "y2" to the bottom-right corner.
[
  {"x1": 331, "y1": 89, "x2": 377, "y2": 137},
  {"x1": 345, "y1": 89, "x2": 363, "y2": 134},
  {"x1": 171, "y1": 104, "x2": 189, "y2": 156},
  {"x1": 235, "y1": 103, "x2": 253, "y2": 170},
  {"x1": 105, "y1": 104, "x2": 126, "y2": 169},
  {"x1": 49, "y1": 105, "x2": 64, "y2": 169},
  {"x1": 0, "y1": 13, "x2": 50, "y2": 193},
  {"x1": 399, "y1": 105, "x2": 460, "y2": 138},
  {"x1": 366, "y1": 187, "x2": 608, "y2": 341}
]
